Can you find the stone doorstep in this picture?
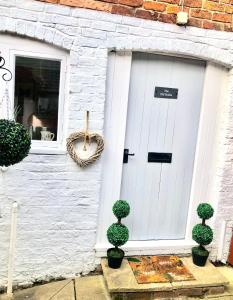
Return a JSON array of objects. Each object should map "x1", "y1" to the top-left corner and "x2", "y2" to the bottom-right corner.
[
  {"x1": 101, "y1": 256, "x2": 229, "y2": 298},
  {"x1": 110, "y1": 286, "x2": 226, "y2": 300}
]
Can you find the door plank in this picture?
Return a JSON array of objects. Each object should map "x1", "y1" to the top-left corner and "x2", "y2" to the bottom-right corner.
[{"x1": 156, "y1": 57, "x2": 205, "y2": 239}]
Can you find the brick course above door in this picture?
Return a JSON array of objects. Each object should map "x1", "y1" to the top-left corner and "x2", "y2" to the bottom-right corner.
[{"x1": 37, "y1": 0, "x2": 233, "y2": 32}]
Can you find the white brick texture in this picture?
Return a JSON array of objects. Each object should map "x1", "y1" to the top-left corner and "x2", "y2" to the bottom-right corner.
[{"x1": 0, "y1": 0, "x2": 233, "y2": 289}]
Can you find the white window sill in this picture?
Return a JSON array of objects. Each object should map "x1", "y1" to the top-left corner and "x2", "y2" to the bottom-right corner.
[{"x1": 30, "y1": 147, "x2": 67, "y2": 155}]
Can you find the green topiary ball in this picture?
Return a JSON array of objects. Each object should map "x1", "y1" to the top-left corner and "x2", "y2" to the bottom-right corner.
[
  {"x1": 197, "y1": 203, "x2": 214, "y2": 220},
  {"x1": 192, "y1": 224, "x2": 213, "y2": 246},
  {"x1": 107, "y1": 223, "x2": 129, "y2": 247},
  {"x1": 113, "y1": 200, "x2": 130, "y2": 219},
  {"x1": 0, "y1": 119, "x2": 31, "y2": 167}
]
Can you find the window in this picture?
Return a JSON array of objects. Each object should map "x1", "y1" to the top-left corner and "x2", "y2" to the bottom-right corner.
[
  {"x1": 14, "y1": 56, "x2": 61, "y2": 142},
  {"x1": 0, "y1": 34, "x2": 67, "y2": 152}
]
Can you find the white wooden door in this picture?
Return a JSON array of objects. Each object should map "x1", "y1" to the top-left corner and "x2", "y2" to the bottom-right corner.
[{"x1": 121, "y1": 53, "x2": 205, "y2": 241}]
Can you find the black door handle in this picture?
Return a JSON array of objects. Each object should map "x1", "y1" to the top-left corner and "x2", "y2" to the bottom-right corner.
[{"x1": 123, "y1": 149, "x2": 135, "y2": 163}]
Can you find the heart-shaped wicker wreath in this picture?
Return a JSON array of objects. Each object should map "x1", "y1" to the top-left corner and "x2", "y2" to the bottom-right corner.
[{"x1": 66, "y1": 132, "x2": 104, "y2": 168}]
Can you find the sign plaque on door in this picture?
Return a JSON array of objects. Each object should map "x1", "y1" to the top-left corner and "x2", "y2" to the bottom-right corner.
[{"x1": 154, "y1": 87, "x2": 178, "y2": 99}]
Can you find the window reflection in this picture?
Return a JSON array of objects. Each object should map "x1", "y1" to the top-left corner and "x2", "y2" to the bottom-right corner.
[{"x1": 14, "y1": 57, "x2": 61, "y2": 141}]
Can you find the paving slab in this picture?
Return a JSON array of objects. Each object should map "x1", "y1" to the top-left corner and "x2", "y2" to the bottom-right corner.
[
  {"x1": 75, "y1": 275, "x2": 111, "y2": 300},
  {"x1": 0, "y1": 279, "x2": 75, "y2": 300},
  {"x1": 0, "y1": 295, "x2": 10, "y2": 300},
  {"x1": 170, "y1": 257, "x2": 229, "y2": 289},
  {"x1": 191, "y1": 267, "x2": 233, "y2": 300},
  {"x1": 101, "y1": 258, "x2": 173, "y2": 293},
  {"x1": 206, "y1": 265, "x2": 233, "y2": 299},
  {"x1": 0, "y1": 261, "x2": 231, "y2": 300}
]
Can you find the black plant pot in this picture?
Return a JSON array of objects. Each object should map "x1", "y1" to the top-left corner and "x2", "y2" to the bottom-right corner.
[
  {"x1": 192, "y1": 247, "x2": 209, "y2": 267},
  {"x1": 107, "y1": 248, "x2": 125, "y2": 269}
]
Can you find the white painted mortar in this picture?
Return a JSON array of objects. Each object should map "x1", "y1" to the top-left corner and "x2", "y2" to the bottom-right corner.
[{"x1": 0, "y1": 0, "x2": 233, "y2": 288}]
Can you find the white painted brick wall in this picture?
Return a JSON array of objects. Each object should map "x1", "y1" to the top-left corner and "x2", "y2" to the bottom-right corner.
[{"x1": 0, "y1": 0, "x2": 233, "y2": 288}]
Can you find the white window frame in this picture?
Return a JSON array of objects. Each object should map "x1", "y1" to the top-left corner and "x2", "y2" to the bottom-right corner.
[{"x1": 9, "y1": 47, "x2": 68, "y2": 154}]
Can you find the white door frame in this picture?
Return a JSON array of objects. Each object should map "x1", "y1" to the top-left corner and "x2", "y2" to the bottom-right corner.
[{"x1": 95, "y1": 51, "x2": 229, "y2": 257}]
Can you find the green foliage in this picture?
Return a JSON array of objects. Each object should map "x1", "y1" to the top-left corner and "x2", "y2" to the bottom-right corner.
[
  {"x1": 192, "y1": 202, "x2": 214, "y2": 250},
  {"x1": 128, "y1": 257, "x2": 141, "y2": 263},
  {"x1": 107, "y1": 200, "x2": 130, "y2": 250},
  {"x1": 192, "y1": 224, "x2": 213, "y2": 246},
  {"x1": 107, "y1": 223, "x2": 129, "y2": 247},
  {"x1": 0, "y1": 119, "x2": 31, "y2": 167},
  {"x1": 197, "y1": 203, "x2": 214, "y2": 220},
  {"x1": 113, "y1": 200, "x2": 130, "y2": 220}
]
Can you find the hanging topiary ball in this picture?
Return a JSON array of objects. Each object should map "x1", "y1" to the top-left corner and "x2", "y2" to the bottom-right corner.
[
  {"x1": 197, "y1": 203, "x2": 214, "y2": 220},
  {"x1": 0, "y1": 119, "x2": 31, "y2": 167},
  {"x1": 107, "y1": 223, "x2": 129, "y2": 247},
  {"x1": 192, "y1": 223, "x2": 213, "y2": 246},
  {"x1": 113, "y1": 200, "x2": 130, "y2": 220}
]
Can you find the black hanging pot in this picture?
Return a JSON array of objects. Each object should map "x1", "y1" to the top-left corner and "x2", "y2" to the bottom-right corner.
[
  {"x1": 107, "y1": 248, "x2": 124, "y2": 269},
  {"x1": 192, "y1": 246, "x2": 209, "y2": 267}
]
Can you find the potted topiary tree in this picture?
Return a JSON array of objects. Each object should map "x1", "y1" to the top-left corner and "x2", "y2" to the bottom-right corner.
[
  {"x1": 192, "y1": 203, "x2": 214, "y2": 267},
  {"x1": 107, "y1": 200, "x2": 130, "y2": 269}
]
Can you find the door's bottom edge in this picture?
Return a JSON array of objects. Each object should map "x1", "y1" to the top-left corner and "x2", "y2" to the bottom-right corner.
[{"x1": 95, "y1": 240, "x2": 196, "y2": 257}]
